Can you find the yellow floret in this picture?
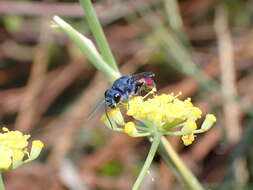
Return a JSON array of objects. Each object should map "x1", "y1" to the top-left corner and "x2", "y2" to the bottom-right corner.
[
  {"x1": 182, "y1": 120, "x2": 197, "y2": 131},
  {"x1": 182, "y1": 134, "x2": 196, "y2": 146},
  {"x1": 124, "y1": 122, "x2": 138, "y2": 137},
  {"x1": 189, "y1": 107, "x2": 202, "y2": 120}
]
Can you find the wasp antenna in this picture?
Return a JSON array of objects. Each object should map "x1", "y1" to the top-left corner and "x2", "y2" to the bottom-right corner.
[
  {"x1": 87, "y1": 100, "x2": 105, "y2": 120},
  {"x1": 104, "y1": 105, "x2": 114, "y2": 129}
]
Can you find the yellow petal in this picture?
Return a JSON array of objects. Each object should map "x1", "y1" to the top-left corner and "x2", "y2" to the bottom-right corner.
[{"x1": 201, "y1": 114, "x2": 216, "y2": 131}]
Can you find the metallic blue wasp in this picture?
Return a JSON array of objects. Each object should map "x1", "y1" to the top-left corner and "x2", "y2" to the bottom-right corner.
[
  {"x1": 104, "y1": 72, "x2": 156, "y2": 109},
  {"x1": 103, "y1": 72, "x2": 156, "y2": 129}
]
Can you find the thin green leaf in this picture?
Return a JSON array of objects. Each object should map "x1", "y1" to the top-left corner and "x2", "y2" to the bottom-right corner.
[
  {"x1": 52, "y1": 16, "x2": 120, "y2": 82},
  {"x1": 79, "y1": 0, "x2": 119, "y2": 71}
]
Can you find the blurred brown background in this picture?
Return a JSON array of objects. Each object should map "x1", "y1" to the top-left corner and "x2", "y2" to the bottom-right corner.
[{"x1": 0, "y1": 0, "x2": 253, "y2": 189}]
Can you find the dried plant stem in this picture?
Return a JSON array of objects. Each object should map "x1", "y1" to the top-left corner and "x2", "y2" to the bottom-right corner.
[
  {"x1": 15, "y1": 18, "x2": 50, "y2": 132},
  {"x1": 214, "y1": 5, "x2": 246, "y2": 187},
  {"x1": 214, "y1": 5, "x2": 241, "y2": 143}
]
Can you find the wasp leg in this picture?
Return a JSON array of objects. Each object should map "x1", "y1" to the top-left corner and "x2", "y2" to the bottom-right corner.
[
  {"x1": 143, "y1": 87, "x2": 157, "y2": 99},
  {"x1": 104, "y1": 106, "x2": 124, "y2": 132}
]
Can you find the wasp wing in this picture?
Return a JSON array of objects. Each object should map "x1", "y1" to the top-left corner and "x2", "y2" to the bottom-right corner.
[
  {"x1": 87, "y1": 99, "x2": 105, "y2": 120},
  {"x1": 131, "y1": 72, "x2": 155, "y2": 80}
]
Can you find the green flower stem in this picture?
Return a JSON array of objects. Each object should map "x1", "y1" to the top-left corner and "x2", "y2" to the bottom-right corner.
[
  {"x1": 52, "y1": 16, "x2": 120, "y2": 82},
  {"x1": 132, "y1": 132, "x2": 151, "y2": 137},
  {"x1": 79, "y1": 0, "x2": 118, "y2": 71},
  {"x1": 132, "y1": 132, "x2": 162, "y2": 190},
  {"x1": 135, "y1": 126, "x2": 150, "y2": 132},
  {"x1": 164, "y1": 129, "x2": 208, "y2": 136},
  {"x1": 113, "y1": 128, "x2": 123, "y2": 132},
  {"x1": 164, "y1": 131, "x2": 188, "y2": 136},
  {"x1": 193, "y1": 129, "x2": 209, "y2": 134},
  {"x1": 159, "y1": 137, "x2": 204, "y2": 190},
  {"x1": 0, "y1": 173, "x2": 5, "y2": 190}
]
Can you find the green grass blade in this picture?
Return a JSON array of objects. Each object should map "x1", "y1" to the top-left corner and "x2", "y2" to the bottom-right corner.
[{"x1": 79, "y1": 0, "x2": 119, "y2": 71}]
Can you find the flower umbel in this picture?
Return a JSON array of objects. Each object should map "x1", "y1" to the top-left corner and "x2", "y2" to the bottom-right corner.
[
  {"x1": 102, "y1": 93, "x2": 216, "y2": 146},
  {"x1": 0, "y1": 128, "x2": 44, "y2": 171},
  {"x1": 127, "y1": 94, "x2": 202, "y2": 128},
  {"x1": 126, "y1": 93, "x2": 215, "y2": 145}
]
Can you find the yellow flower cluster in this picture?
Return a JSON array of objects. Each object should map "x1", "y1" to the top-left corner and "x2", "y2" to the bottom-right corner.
[
  {"x1": 126, "y1": 94, "x2": 215, "y2": 145},
  {"x1": 101, "y1": 92, "x2": 216, "y2": 146},
  {"x1": 127, "y1": 94, "x2": 201, "y2": 127},
  {"x1": 0, "y1": 127, "x2": 44, "y2": 171}
]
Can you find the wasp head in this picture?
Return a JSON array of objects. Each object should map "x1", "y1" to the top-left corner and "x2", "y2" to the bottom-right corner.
[{"x1": 104, "y1": 89, "x2": 122, "y2": 108}]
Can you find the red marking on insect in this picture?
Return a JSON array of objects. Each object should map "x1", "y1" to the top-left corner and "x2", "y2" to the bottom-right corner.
[{"x1": 137, "y1": 78, "x2": 155, "y2": 88}]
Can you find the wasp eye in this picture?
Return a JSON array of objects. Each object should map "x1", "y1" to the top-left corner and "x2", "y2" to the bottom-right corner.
[{"x1": 113, "y1": 93, "x2": 121, "y2": 103}]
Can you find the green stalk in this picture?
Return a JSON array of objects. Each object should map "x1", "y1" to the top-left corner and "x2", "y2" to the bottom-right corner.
[
  {"x1": 159, "y1": 137, "x2": 204, "y2": 190},
  {"x1": 53, "y1": 16, "x2": 120, "y2": 82},
  {"x1": 164, "y1": 0, "x2": 188, "y2": 44},
  {"x1": 79, "y1": 0, "x2": 118, "y2": 71},
  {"x1": 0, "y1": 173, "x2": 5, "y2": 190},
  {"x1": 132, "y1": 132, "x2": 162, "y2": 190}
]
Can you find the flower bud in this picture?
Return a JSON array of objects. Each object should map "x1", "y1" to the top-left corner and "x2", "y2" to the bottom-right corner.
[
  {"x1": 29, "y1": 140, "x2": 44, "y2": 161},
  {"x1": 201, "y1": 114, "x2": 216, "y2": 131},
  {"x1": 182, "y1": 134, "x2": 196, "y2": 146},
  {"x1": 181, "y1": 120, "x2": 197, "y2": 146},
  {"x1": 124, "y1": 122, "x2": 138, "y2": 137}
]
